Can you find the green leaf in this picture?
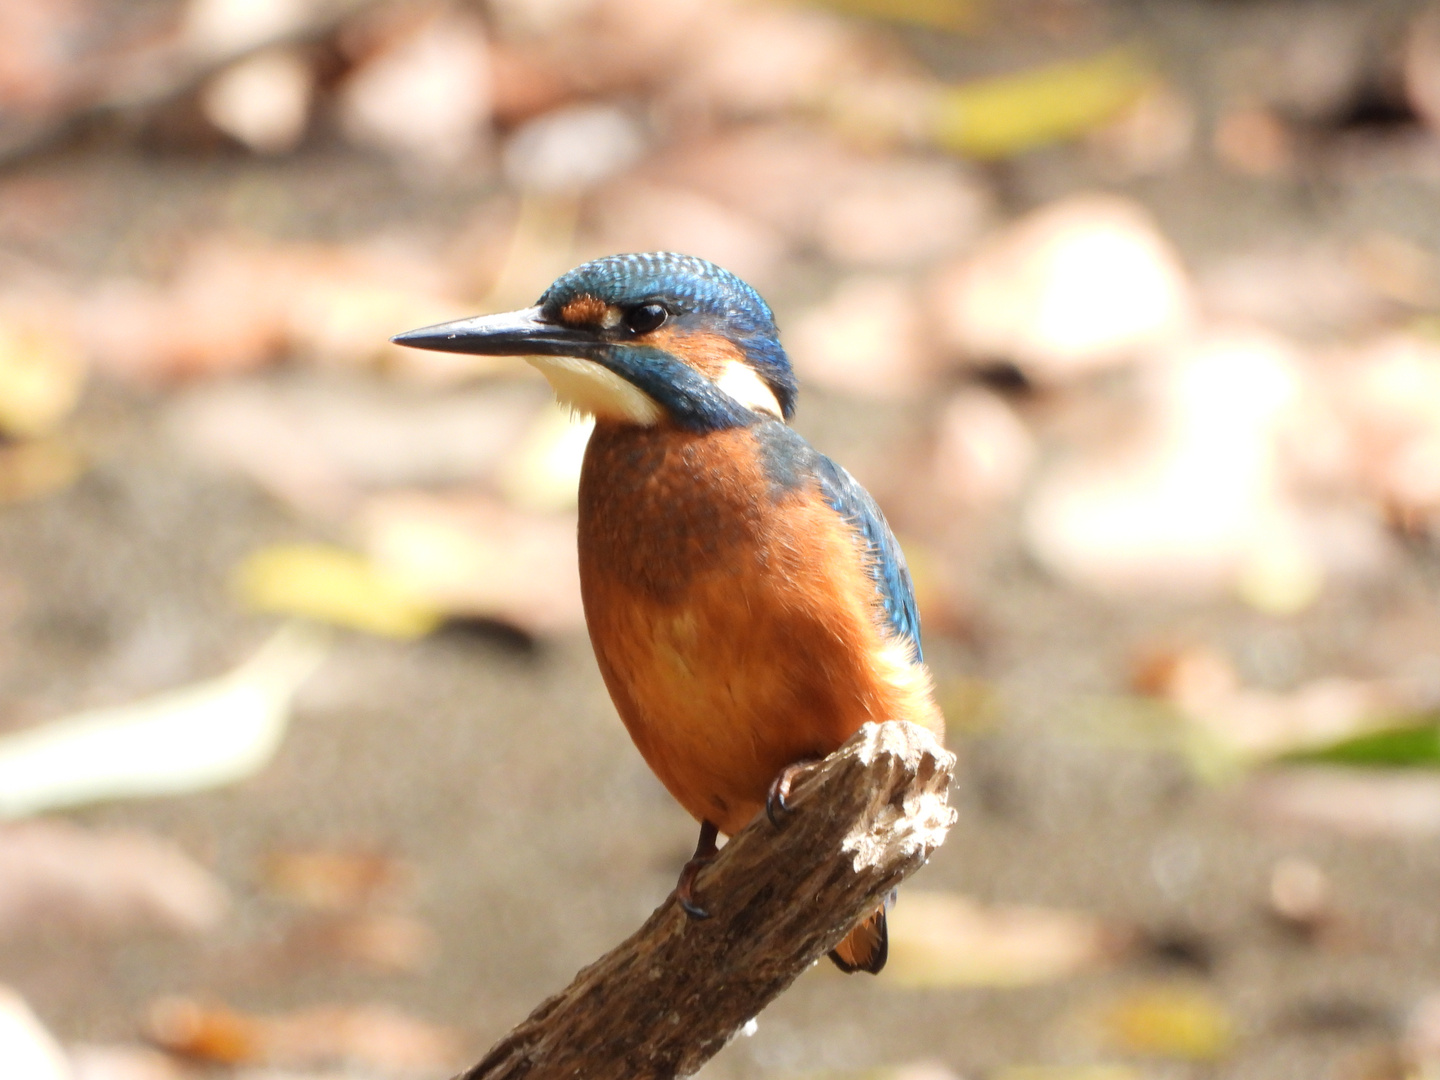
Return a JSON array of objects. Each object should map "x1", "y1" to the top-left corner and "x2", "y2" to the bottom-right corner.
[
  {"x1": 930, "y1": 47, "x2": 1154, "y2": 159},
  {"x1": 1281, "y1": 720, "x2": 1440, "y2": 767}
]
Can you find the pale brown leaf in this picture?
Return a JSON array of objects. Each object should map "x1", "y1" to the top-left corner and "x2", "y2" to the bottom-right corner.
[
  {"x1": 0, "y1": 820, "x2": 228, "y2": 938},
  {"x1": 147, "y1": 998, "x2": 465, "y2": 1074}
]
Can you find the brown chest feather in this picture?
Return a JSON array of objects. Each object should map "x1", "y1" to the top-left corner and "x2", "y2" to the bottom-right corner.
[{"x1": 578, "y1": 423, "x2": 775, "y2": 600}]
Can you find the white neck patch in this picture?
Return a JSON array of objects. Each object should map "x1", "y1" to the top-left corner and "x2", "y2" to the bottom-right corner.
[{"x1": 715, "y1": 360, "x2": 783, "y2": 419}]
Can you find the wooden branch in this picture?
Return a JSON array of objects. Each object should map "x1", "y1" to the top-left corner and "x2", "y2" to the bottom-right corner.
[{"x1": 464, "y1": 721, "x2": 957, "y2": 1080}]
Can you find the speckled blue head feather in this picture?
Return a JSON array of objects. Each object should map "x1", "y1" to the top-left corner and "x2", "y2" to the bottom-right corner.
[{"x1": 538, "y1": 252, "x2": 798, "y2": 420}]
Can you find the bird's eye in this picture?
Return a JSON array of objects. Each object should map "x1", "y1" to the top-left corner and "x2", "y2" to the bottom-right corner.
[{"x1": 625, "y1": 303, "x2": 668, "y2": 335}]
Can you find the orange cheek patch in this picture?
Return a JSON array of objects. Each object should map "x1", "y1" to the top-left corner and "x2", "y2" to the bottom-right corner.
[
  {"x1": 646, "y1": 326, "x2": 746, "y2": 379},
  {"x1": 561, "y1": 296, "x2": 614, "y2": 327}
]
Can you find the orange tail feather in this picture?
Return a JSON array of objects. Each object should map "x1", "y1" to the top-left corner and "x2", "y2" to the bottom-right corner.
[{"x1": 829, "y1": 904, "x2": 888, "y2": 974}]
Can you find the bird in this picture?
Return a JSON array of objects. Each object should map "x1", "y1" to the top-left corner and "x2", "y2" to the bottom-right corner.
[{"x1": 392, "y1": 251, "x2": 944, "y2": 974}]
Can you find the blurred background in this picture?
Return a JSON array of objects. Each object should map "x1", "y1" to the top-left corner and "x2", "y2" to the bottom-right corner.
[{"x1": 4, "y1": 0, "x2": 1440, "y2": 1077}]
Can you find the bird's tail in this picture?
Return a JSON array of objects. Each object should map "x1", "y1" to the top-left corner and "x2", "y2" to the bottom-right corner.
[{"x1": 828, "y1": 902, "x2": 888, "y2": 974}]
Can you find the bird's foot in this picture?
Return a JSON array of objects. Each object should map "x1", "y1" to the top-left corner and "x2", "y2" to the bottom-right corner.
[
  {"x1": 766, "y1": 760, "x2": 815, "y2": 828},
  {"x1": 676, "y1": 856, "x2": 715, "y2": 920},
  {"x1": 675, "y1": 819, "x2": 719, "y2": 920}
]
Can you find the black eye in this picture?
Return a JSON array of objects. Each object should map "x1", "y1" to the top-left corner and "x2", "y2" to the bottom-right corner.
[{"x1": 625, "y1": 303, "x2": 668, "y2": 335}]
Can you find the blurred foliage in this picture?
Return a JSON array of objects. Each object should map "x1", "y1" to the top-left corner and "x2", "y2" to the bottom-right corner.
[
  {"x1": 930, "y1": 47, "x2": 1153, "y2": 159},
  {"x1": 1283, "y1": 719, "x2": 1440, "y2": 767}
]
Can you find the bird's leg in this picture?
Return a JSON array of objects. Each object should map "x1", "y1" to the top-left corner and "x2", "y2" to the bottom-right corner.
[
  {"x1": 766, "y1": 759, "x2": 817, "y2": 828},
  {"x1": 675, "y1": 819, "x2": 720, "y2": 920}
]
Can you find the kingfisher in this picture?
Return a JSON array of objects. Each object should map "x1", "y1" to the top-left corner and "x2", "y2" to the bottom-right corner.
[{"x1": 393, "y1": 252, "x2": 944, "y2": 973}]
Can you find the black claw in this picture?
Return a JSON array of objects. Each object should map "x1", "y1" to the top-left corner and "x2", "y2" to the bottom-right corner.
[
  {"x1": 767, "y1": 761, "x2": 813, "y2": 829},
  {"x1": 679, "y1": 896, "x2": 712, "y2": 920},
  {"x1": 765, "y1": 785, "x2": 791, "y2": 828},
  {"x1": 674, "y1": 819, "x2": 719, "y2": 922}
]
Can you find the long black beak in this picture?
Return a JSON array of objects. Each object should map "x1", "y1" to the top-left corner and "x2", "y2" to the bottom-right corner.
[{"x1": 390, "y1": 306, "x2": 602, "y2": 357}]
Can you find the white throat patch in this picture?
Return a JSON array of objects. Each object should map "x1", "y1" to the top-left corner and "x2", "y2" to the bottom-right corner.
[
  {"x1": 526, "y1": 355, "x2": 663, "y2": 426},
  {"x1": 526, "y1": 354, "x2": 782, "y2": 427}
]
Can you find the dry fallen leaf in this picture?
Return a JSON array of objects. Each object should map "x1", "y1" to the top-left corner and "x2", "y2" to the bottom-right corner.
[
  {"x1": 81, "y1": 245, "x2": 289, "y2": 382},
  {"x1": 935, "y1": 677, "x2": 1002, "y2": 735},
  {"x1": 0, "y1": 623, "x2": 327, "y2": 819},
  {"x1": 813, "y1": 156, "x2": 993, "y2": 269},
  {"x1": 260, "y1": 849, "x2": 434, "y2": 973},
  {"x1": 1268, "y1": 855, "x2": 1333, "y2": 932},
  {"x1": 1246, "y1": 767, "x2": 1440, "y2": 838},
  {"x1": 291, "y1": 912, "x2": 440, "y2": 974},
  {"x1": 1406, "y1": 6, "x2": 1440, "y2": 137},
  {"x1": 1133, "y1": 644, "x2": 1420, "y2": 762},
  {"x1": 200, "y1": 46, "x2": 314, "y2": 154},
  {"x1": 667, "y1": 3, "x2": 866, "y2": 119},
  {"x1": 1096, "y1": 984, "x2": 1233, "y2": 1061},
  {"x1": 931, "y1": 387, "x2": 1036, "y2": 508},
  {"x1": 1213, "y1": 106, "x2": 1293, "y2": 177},
  {"x1": 806, "y1": 0, "x2": 982, "y2": 30},
  {"x1": 329, "y1": 913, "x2": 437, "y2": 973},
  {"x1": 884, "y1": 891, "x2": 1117, "y2": 989},
  {"x1": 794, "y1": 1063, "x2": 964, "y2": 1080},
  {"x1": 589, "y1": 179, "x2": 788, "y2": 294},
  {"x1": 1021, "y1": 331, "x2": 1319, "y2": 607},
  {"x1": 453, "y1": 190, "x2": 582, "y2": 318},
  {"x1": 1343, "y1": 334, "x2": 1440, "y2": 526},
  {"x1": 0, "y1": 0, "x2": 99, "y2": 119},
  {"x1": 1406, "y1": 989, "x2": 1440, "y2": 1073},
  {"x1": 1223, "y1": 5, "x2": 1369, "y2": 123},
  {"x1": 1197, "y1": 244, "x2": 1389, "y2": 338},
  {"x1": 167, "y1": 377, "x2": 544, "y2": 519},
  {"x1": 181, "y1": 0, "x2": 313, "y2": 57},
  {"x1": 360, "y1": 491, "x2": 586, "y2": 636},
  {"x1": 932, "y1": 194, "x2": 1195, "y2": 383},
  {"x1": 147, "y1": 998, "x2": 464, "y2": 1074},
  {"x1": 995, "y1": 1069, "x2": 1140, "y2": 1080},
  {"x1": 69, "y1": 1043, "x2": 187, "y2": 1080},
  {"x1": 487, "y1": 38, "x2": 574, "y2": 126},
  {"x1": 499, "y1": 402, "x2": 593, "y2": 512},
  {"x1": 487, "y1": 0, "x2": 700, "y2": 99},
  {"x1": 788, "y1": 276, "x2": 937, "y2": 398},
  {"x1": 1087, "y1": 83, "x2": 1195, "y2": 178},
  {"x1": 646, "y1": 127, "x2": 992, "y2": 270},
  {"x1": 0, "y1": 985, "x2": 69, "y2": 1080},
  {"x1": 337, "y1": 7, "x2": 491, "y2": 170},
  {"x1": 1351, "y1": 233, "x2": 1439, "y2": 309},
  {"x1": 927, "y1": 48, "x2": 1155, "y2": 159},
  {"x1": 502, "y1": 102, "x2": 647, "y2": 195},
  {"x1": 643, "y1": 125, "x2": 859, "y2": 239},
  {"x1": 0, "y1": 820, "x2": 228, "y2": 937},
  {"x1": 262, "y1": 849, "x2": 410, "y2": 911},
  {"x1": 0, "y1": 304, "x2": 86, "y2": 438},
  {"x1": 81, "y1": 235, "x2": 460, "y2": 383},
  {"x1": 0, "y1": 438, "x2": 85, "y2": 505},
  {"x1": 236, "y1": 544, "x2": 444, "y2": 640}
]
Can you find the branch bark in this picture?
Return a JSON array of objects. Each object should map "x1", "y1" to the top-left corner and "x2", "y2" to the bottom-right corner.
[{"x1": 464, "y1": 720, "x2": 957, "y2": 1080}]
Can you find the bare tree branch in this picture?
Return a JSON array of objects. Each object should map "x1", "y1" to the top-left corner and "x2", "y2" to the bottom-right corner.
[{"x1": 464, "y1": 721, "x2": 957, "y2": 1080}]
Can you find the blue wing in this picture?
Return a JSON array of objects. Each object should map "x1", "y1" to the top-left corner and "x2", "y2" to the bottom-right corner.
[
  {"x1": 752, "y1": 419, "x2": 923, "y2": 661},
  {"x1": 812, "y1": 454, "x2": 924, "y2": 662}
]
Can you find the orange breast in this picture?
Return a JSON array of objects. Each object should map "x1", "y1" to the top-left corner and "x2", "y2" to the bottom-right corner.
[{"x1": 578, "y1": 421, "x2": 942, "y2": 837}]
